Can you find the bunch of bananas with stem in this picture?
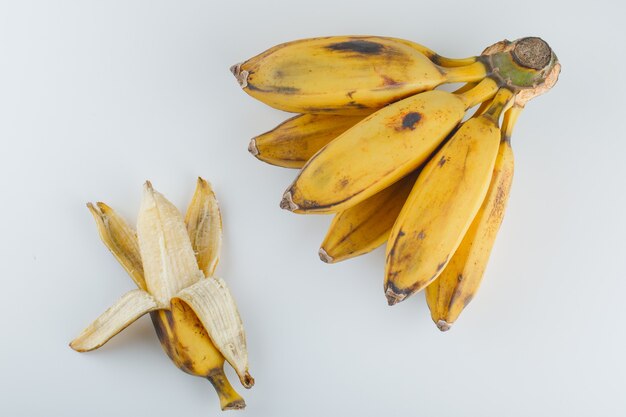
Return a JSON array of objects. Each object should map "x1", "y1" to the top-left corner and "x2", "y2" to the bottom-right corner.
[
  {"x1": 232, "y1": 36, "x2": 560, "y2": 330},
  {"x1": 70, "y1": 179, "x2": 253, "y2": 410}
]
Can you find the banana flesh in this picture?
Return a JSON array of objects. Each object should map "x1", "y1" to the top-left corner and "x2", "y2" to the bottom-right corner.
[
  {"x1": 425, "y1": 106, "x2": 519, "y2": 330},
  {"x1": 250, "y1": 113, "x2": 366, "y2": 168},
  {"x1": 232, "y1": 36, "x2": 487, "y2": 114},
  {"x1": 71, "y1": 179, "x2": 252, "y2": 410}
]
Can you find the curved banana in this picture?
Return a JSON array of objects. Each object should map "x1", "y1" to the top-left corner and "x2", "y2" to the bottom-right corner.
[
  {"x1": 319, "y1": 171, "x2": 419, "y2": 263},
  {"x1": 232, "y1": 36, "x2": 488, "y2": 115},
  {"x1": 280, "y1": 78, "x2": 499, "y2": 214},
  {"x1": 151, "y1": 301, "x2": 245, "y2": 410},
  {"x1": 250, "y1": 113, "x2": 365, "y2": 168},
  {"x1": 425, "y1": 106, "x2": 520, "y2": 331},
  {"x1": 384, "y1": 88, "x2": 514, "y2": 305}
]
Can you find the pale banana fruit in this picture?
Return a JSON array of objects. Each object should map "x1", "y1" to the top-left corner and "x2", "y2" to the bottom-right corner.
[
  {"x1": 425, "y1": 106, "x2": 520, "y2": 331},
  {"x1": 280, "y1": 78, "x2": 499, "y2": 214},
  {"x1": 319, "y1": 170, "x2": 419, "y2": 263},
  {"x1": 384, "y1": 88, "x2": 514, "y2": 305},
  {"x1": 70, "y1": 178, "x2": 253, "y2": 411},
  {"x1": 232, "y1": 36, "x2": 487, "y2": 114},
  {"x1": 250, "y1": 113, "x2": 366, "y2": 168}
]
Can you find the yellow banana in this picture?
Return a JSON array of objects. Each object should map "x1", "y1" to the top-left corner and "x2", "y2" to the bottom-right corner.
[
  {"x1": 232, "y1": 36, "x2": 487, "y2": 114},
  {"x1": 71, "y1": 179, "x2": 252, "y2": 411},
  {"x1": 385, "y1": 88, "x2": 514, "y2": 305},
  {"x1": 250, "y1": 113, "x2": 365, "y2": 168},
  {"x1": 425, "y1": 106, "x2": 520, "y2": 331},
  {"x1": 280, "y1": 78, "x2": 499, "y2": 214},
  {"x1": 319, "y1": 171, "x2": 419, "y2": 263},
  {"x1": 151, "y1": 303, "x2": 245, "y2": 410}
]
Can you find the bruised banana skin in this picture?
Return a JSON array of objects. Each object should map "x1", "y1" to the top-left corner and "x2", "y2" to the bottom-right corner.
[
  {"x1": 281, "y1": 78, "x2": 499, "y2": 214},
  {"x1": 232, "y1": 36, "x2": 487, "y2": 115},
  {"x1": 425, "y1": 107, "x2": 519, "y2": 331},
  {"x1": 385, "y1": 88, "x2": 514, "y2": 305},
  {"x1": 250, "y1": 113, "x2": 366, "y2": 168},
  {"x1": 319, "y1": 171, "x2": 419, "y2": 263},
  {"x1": 151, "y1": 303, "x2": 245, "y2": 410}
]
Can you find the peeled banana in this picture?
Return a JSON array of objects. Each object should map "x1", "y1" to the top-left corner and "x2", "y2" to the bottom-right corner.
[
  {"x1": 71, "y1": 178, "x2": 253, "y2": 410},
  {"x1": 234, "y1": 35, "x2": 560, "y2": 330}
]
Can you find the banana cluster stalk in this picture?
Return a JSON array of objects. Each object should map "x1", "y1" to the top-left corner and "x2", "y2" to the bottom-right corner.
[
  {"x1": 233, "y1": 36, "x2": 561, "y2": 330},
  {"x1": 70, "y1": 178, "x2": 253, "y2": 411}
]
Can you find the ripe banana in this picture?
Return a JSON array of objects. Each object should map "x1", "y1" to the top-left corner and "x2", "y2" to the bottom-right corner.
[
  {"x1": 235, "y1": 35, "x2": 560, "y2": 329},
  {"x1": 280, "y1": 78, "x2": 498, "y2": 214},
  {"x1": 385, "y1": 88, "x2": 514, "y2": 305},
  {"x1": 319, "y1": 170, "x2": 419, "y2": 263},
  {"x1": 71, "y1": 178, "x2": 253, "y2": 411},
  {"x1": 250, "y1": 113, "x2": 366, "y2": 168},
  {"x1": 425, "y1": 105, "x2": 519, "y2": 331},
  {"x1": 232, "y1": 36, "x2": 487, "y2": 114}
]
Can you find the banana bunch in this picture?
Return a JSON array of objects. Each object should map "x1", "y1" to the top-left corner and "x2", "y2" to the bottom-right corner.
[
  {"x1": 70, "y1": 179, "x2": 253, "y2": 410},
  {"x1": 233, "y1": 36, "x2": 560, "y2": 330}
]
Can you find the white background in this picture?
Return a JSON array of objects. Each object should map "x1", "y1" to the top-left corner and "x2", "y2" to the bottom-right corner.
[{"x1": 1, "y1": 1, "x2": 624, "y2": 416}]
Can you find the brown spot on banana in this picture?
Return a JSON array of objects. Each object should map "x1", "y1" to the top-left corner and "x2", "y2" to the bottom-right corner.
[
  {"x1": 381, "y1": 75, "x2": 401, "y2": 87},
  {"x1": 326, "y1": 39, "x2": 384, "y2": 55},
  {"x1": 401, "y1": 112, "x2": 421, "y2": 130}
]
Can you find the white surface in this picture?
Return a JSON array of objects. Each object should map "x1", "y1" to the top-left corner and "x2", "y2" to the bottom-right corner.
[{"x1": 1, "y1": 1, "x2": 624, "y2": 415}]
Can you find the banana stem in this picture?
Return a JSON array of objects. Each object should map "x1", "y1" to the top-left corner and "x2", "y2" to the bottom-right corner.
[
  {"x1": 456, "y1": 77, "x2": 498, "y2": 109},
  {"x1": 501, "y1": 105, "x2": 524, "y2": 141},
  {"x1": 472, "y1": 98, "x2": 493, "y2": 117},
  {"x1": 441, "y1": 61, "x2": 488, "y2": 83},
  {"x1": 483, "y1": 88, "x2": 515, "y2": 123},
  {"x1": 436, "y1": 56, "x2": 478, "y2": 67},
  {"x1": 207, "y1": 368, "x2": 246, "y2": 411},
  {"x1": 452, "y1": 82, "x2": 476, "y2": 95}
]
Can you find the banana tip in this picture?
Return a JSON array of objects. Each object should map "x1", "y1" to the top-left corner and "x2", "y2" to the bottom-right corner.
[
  {"x1": 279, "y1": 191, "x2": 298, "y2": 211},
  {"x1": 436, "y1": 320, "x2": 452, "y2": 332},
  {"x1": 385, "y1": 287, "x2": 406, "y2": 306},
  {"x1": 248, "y1": 138, "x2": 259, "y2": 156},
  {"x1": 318, "y1": 248, "x2": 333, "y2": 263},
  {"x1": 222, "y1": 399, "x2": 246, "y2": 411},
  {"x1": 230, "y1": 63, "x2": 248, "y2": 88},
  {"x1": 241, "y1": 371, "x2": 255, "y2": 389}
]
